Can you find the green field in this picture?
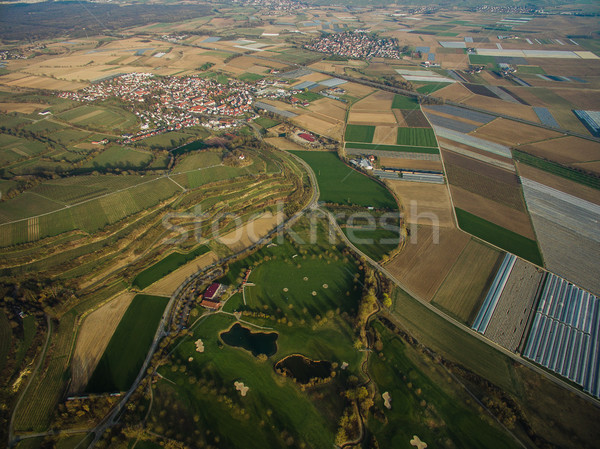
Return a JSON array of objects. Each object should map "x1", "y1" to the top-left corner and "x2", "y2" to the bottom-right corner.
[
  {"x1": 254, "y1": 116, "x2": 280, "y2": 129},
  {"x1": 513, "y1": 150, "x2": 600, "y2": 190},
  {"x1": 341, "y1": 227, "x2": 399, "y2": 261},
  {"x1": 290, "y1": 151, "x2": 397, "y2": 209},
  {"x1": 396, "y1": 127, "x2": 437, "y2": 147},
  {"x1": 391, "y1": 95, "x2": 420, "y2": 110},
  {"x1": 516, "y1": 65, "x2": 546, "y2": 75},
  {"x1": 295, "y1": 91, "x2": 322, "y2": 102},
  {"x1": 173, "y1": 150, "x2": 223, "y2": 172},
  {"x1": 57, "y1": 105, "x2": 138, "y2": 132},
  {"x1": 345, "y1": 142, "x2": 439, "y2": 154},
  {"x1": 344, "y1": 124, "x2": 375, "y2": 143},
  {"x1": 83, "y1": 145, "x2": 152, "y2": 169},
  {"x1": 0, "y1": 309, "x2": 12, "y2": 373},
  {"x1": 86, "y1": 294, "x2": 169, "y2": 393},
  {"x1": 368, "y1": 321, "x2": 521, "y2": 449},
  {"x1": 132, "y1": 245, "x2": 211, "y2": 290},
  {"x1": 238, "y1": 72, "x2": 265, "y2": 82},
  {"x1": 455, "y1": 208, "x2": 543, "y2": 265},
  {"x1": 468, "y1": 55, "x2": 498, "y2": 67}
]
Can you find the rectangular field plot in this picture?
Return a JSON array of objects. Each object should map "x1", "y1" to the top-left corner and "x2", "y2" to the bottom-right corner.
[
  {"x1": 345, "y1": 124, "x2": 375, "y2": 143},
  {"x1": 480, "y1": 258, "x2": 544, "y2": 352},
  {"x1": 396, "y1": 128, "x2": 437, "y2": 147},
  {"x1": 455, "y1": 208, "x2": 543, "y2": 265},
  {"x1": 391, "y1": 95, "x2": 420, "y2": 110},
  {"x1": 433, "y1": 126, "x2": 512, "y2": 158},
  {"x1": 433, "y1": 239, "x2": 503, "y2": 324},
  {"x1": 86, "y1": 294, "x2": 168, "y2": 393},
  {"x1": 345, "y1": 142, "x2": 439, "y2": 154},
  {"x1": 523, "y1": 275, "x2": 600, "y2": 398},
  {"x1": 522, "y1": 178, "x2": 600, "y2": 294}
]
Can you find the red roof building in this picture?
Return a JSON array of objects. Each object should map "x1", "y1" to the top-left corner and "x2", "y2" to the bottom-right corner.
[
  {"x1": 203, "y1": 282, "x2": 223, "y2": 301},
  {"x1": 200, "y1": 299, "x2": 221, "y2": 310},
  {"x1": 298, "y1": 133, "x2": 316, "y2": 142}
]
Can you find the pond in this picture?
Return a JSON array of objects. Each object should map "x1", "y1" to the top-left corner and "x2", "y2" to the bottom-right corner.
[
  {"x1": 220, "y1": 323, "x2": 278, "y2": 357},
  {"x1": 275, "y1": 354, "x2": 333, "y2": 384}
]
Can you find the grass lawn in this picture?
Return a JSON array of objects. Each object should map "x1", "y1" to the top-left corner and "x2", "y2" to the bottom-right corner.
[
  {"x1": 133, "y1": 245, "x2": 210, "y2": 290},
  {"x1": 290, "y1": 151, "x2": 398, "y2": 209},
  {"x1": 345, "y1": 124, "x2": 375, "y2": 143},
  {"x1": 345, "y1": 142, "x2": 439, "y2": 154},
  {"x1": 86, "y1": 294, "x2": 169, "y2": 393},
  {"x1": 368, "y1": 321, "x2": 521, "y2": 449},
  {"x1": 238, "y1": 72, "x2": 265, "y2": 82},
  {"x1": 397, "y1": 127, "x2": 438, "y2": 147},
  {"x1": 254, "y1": 116, "x2": 280, "y2": 129},
  {"x1": 391, "y1": 95, "x2": 420, "y2": 110},
  {"x1": 455, "y1": 208, "x2": 543, "y2": 265}
]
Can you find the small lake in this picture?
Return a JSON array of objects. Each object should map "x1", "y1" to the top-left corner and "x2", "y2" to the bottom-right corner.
[
  {"x1": 220, "y1": 323, "x2": 278, "y2": 357},
  {"x1": 275, "y1": 355, "x2": 333, "y2": 384}
]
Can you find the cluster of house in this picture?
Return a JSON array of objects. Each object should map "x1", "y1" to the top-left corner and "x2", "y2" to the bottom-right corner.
[
  {"x1": 235, "y1": 0, "x2": 308, "y2": 13},
  {"x1": 199, "y1": 269, "x2": 252, "y2": 310},
  {"x1": 161, "y1": 34, "x2": 188, "y2": 42},
  {"x1": 305, "y1": 31, "x2": 404, "y2": 60},
  {"x1": 350, "y1": 155, "x2": 375, "y2": 170},
  {"x1": 59, "y1": 72, "x2": 258, "y2": 140}
]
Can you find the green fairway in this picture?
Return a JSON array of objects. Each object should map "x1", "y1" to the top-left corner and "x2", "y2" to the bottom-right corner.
[
  {"x1": 396, "y1": 127, "x2": 437, "y2": 147},
  {"x1": 290, "y1": 151, "x2": 398, "y2": 209},
  {"x1": 345, "y1": 142, "x2": 439, "y2": 154},
  {"x1": 132, "y1": 245, "x2": 211, "y2": 290},
  {"x1": 391, "y1": 95, "x2": 420, "y2": 110},
  {"x1": 455, "y1": 208, "x2": 543, "y2": 265},
  {"x1": 341, "y1": 227, "x2": 400, "y2": 261},
  {"x1": 86, "y1": 294, "x2": 168, "y2": 393},
  {"x1": 345, "y1": 124, "x2": 375, "y2": 143},
  {"x1": 368, "y1": 321, "x2": 521, "y2": 449}
]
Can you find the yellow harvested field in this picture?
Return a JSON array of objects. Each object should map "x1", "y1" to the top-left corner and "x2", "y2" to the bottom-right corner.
[
  {"x1": 145, "y1": 251, "x2": 219, "y2": 297},
  {"x1": 351, "y1": 90, "x2": 394, "y2": 111},
  {"x1": 69, "y1": 292, "x2": 134, "y2": 394},
  {"x1": 0, "y1": 102, "x2": 47, "y2": 113},
  {"x1": 342, "y1": 82, "x2": 375, "y2": 98},
  {"x1": 516, "y1": 162, "x2": 600, "y2": 205},
  {"x1": 292, "y1": 72, "x2": 329, "y2": 85},
  {"x1": 264, "y1": 137, "x2": 307, "y2": 151},
  {"x1": 307, "y1": 98, "x2": 347, "y2": 122},
  {"x1": 392, "y1": 109, "x2": 408, "y2": 127},
  {"x1": 293, "y1": 113, "x2": 344, "y2": 140},
  {"x1": 385, "y1": 225, "x2": 470, "y2": 301},
  {"x1": 0, "y1": 74, "x2": 87, "y2": 91},
  {"x1": 471, "y1": 118, "x2": 562, "y2": 146},
  {"x1": 348, "y1": 111, "x2": 397, "y2": 125},
  {"x1": 573, "y1": 161, "x2": 600, "y2": 175},
  {"x1": 218, "y1": 211, "x2": 284, "y2": 252},
  {"x1": 373, "y1": 126, "x2": 399, "y2": 145},
  {"x1": 384, "y1": 180, "x2": 455, "y2": 228},
  {"x1": 379, "y1": 157, "x2": 443, "y2": 171},
  {"x1": 435, "y1": 83, "x2": 474, "y2": 103}
]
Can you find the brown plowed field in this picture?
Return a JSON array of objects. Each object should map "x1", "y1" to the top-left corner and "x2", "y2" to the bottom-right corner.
[
  {"x1": 463, "y1": 96, "x2": 539, "y2": 122},
  {"x1": 385, "y1": 225, "x2": 470, "y2": 301},
  {"x1": 439, "y1": 139, "x2": 514, "y2": 165},
  {"x1": 347, "y1": 111, "x2": 397, "y2": 125},
  {"x1": 401, "y1": 110, "x2": 431, "y2": 128},
  {"x1": 383, "y1": 180, "x2": 455, "y2": 228},
  {"x1": 516, "y1": 162, "x2": 600, "y2": 205},
  {"x1": 293, "y1": 113, "x2": 344, "y2": 140},
  {"x1": 449, "y1": 185, "x2": 536, "y2": 239},
  {"x1": 517, "y1": 136, "x2": 600, "y2": 167},
  {"x1": 307, "y1": 97, "x2": 347, "y2": 122},
  {"x1": 470, "y1": 118, "x2": 562, "y2": 146},
  {"x1": 69, "y1": 292, "x2": 134, "y2": 394},
  {"x1": 0, "y1": 102, "x2": 47, "y2": 113},
  {"x1": 351, "y1": 90, "x2": 394, "y2": 111},
  {"x1": 392, "y1": 109, "x2": 408, "y2": 127},
  {"x1": 422, "y1": 107, "x2": 483, "y2": 126},
  {"x1": 380, "y1": 157, "x2": 443, "y2": 171},
  {"x1": 434, "y1": 83, "x2": 474, "y2": 103},
  {"x1": 433, "y1": 239, "x2": 502, "y2": 324}
]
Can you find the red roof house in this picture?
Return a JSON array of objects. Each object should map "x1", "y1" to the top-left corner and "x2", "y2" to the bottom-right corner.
[{"x1": 203, "y1": 282, "x2": 223, "y2": 301}]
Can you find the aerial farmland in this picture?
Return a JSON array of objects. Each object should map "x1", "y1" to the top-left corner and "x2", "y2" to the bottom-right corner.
[{"x1": 1, "y1": 1, "x2": 599, "y2": 449}]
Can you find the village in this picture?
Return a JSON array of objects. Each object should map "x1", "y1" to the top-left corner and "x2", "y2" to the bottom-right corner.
[{"x1": 304, "y1": 31, "x2": 405, "y2": 60}]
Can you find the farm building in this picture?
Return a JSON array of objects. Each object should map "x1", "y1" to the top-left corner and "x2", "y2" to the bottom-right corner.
[
  {"x1": 200, "y1": 299, "x2": 222, "y2": 310},
  {"x1": 203, "y1": 283, "x2": 223, "y2": 301},
  {"x1": 298, "y1": 132, "x2": 316, "y2": 142}
]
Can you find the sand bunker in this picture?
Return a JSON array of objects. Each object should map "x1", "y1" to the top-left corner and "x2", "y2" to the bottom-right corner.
[
  {"x1": 410, "y1": 435, "x2": 427, "y2": 449},
  {"x1": 235, "y1": 381, "x2": 249, "y2": 397},
  {"x1": 312, "y1": 291, "x2": 317, "y2": 296},
  {"x1": 283, "y1": 287, "x2": 289, "y2": 292},
  {"x1": 382, "y1": 392, "x2": 392, "y2": 409},
  {"x1": 323, "y1": 284, "x2": 328, "y2": 289},
  {"x1": 303, "y1": 277, "x2": 309, "y2": 281},
  {"x1": 195, "y1": 339, "x2": 205, "y2": 353}
]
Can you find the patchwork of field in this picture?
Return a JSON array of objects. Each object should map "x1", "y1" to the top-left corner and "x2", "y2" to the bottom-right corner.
[
  {"x1": 383, "y1": 180, "x2": 454, "y2": 228},
  {"x1": 483, "y1": 259, "x2": 544, "y2": 352},
  {"x1": 217, "y1": 211, "x2": 284, "y2": 253},
  {"x1": 0, "y1": 102, "x2": 47, "y2": 113},
  {"x1": 521, "y1": 178, "x2": 600, "y2": 295},
  {"x1": 70, "y1": 292, "x2": 134, "y2": 394},
  {"x1": 385, "y1": 225, "x2": 471, "y2": 301},
  {"x1": 516, "y1": 136, "x2": 600, "y2": 170},
  {"x1": 432, "y1": 239, "x2": 502, "y2": 324},
  {"x1": 438, "y1": 138, "x2": 515, "y2": 171},
  {"x1": 264, "y1": 137, "x2": 306, "y2": 151},
  {"x1": 380, "y1": 157, "x2": 443, "y2": 171},
  {"x1": 0, "y1": 73, "x2": 87, "y2": 91}
]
